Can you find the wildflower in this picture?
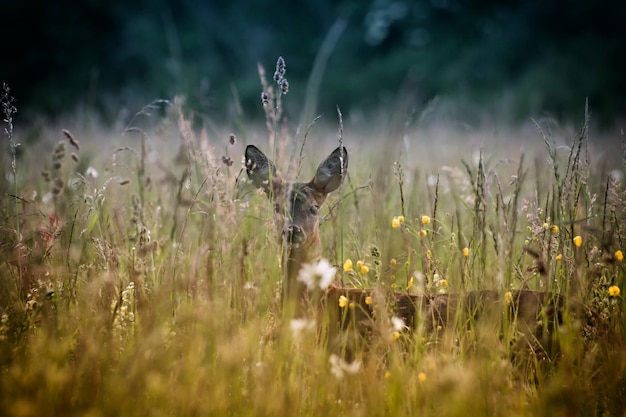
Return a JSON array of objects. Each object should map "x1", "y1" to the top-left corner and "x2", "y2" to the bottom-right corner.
[
  {"x1": 573, "y1": 236, "x2": 583, "y2": 247},
  {"x1": 418, "y1": 229, "x2": 427, "y2": 238},
  {"x1": 391, "y1": 316, "x2": 407, "y2": 332},
  {"x1": 615, "y1": 250, "x2": 624, "y2": 262},
  {"x1": 339, "y1": 295, "x2": 348, "y2": 308},
  {"x1": 397, "y1": 215, "x2": 405, "y2": 224},
  {"x1": 390, "y1": 258, "x2": 397, "y2": 267},
  {"x1": 418, "y1": 372, "x2": 427, "y2": 383},
  {"x1": 343, "y1": 259, "x2": 353, "y2": 272},
  {"x1": 439, "y1": 279, "x2": 448, "y2": 287},
  {"x1": 609, "y1": 286, "x2": 620, "y2": 297},
  {"x1": 360, "y1": 264, "x2": 369, "y2": 275},
  {"x1": 504, "y1": 291, "x2": 513, "y2": 305},
  {"x1": 462, "y1": 247, "x2": 470, "y2": 257},
  {"x1": 406, "y1": 276, "x2": 414, "y2": 290},
  {"x1": 86, "y1": 166, "x2": 98, "y2": 178},
  {"x1": 356, "y1": 260, "x2": 364, "y2": 269},
  {"x1": 384, "y1": 371, "x2": 392, "y2": 379},
  {"x1": 297, "y1": 258, "x2": 336, "y2": 291},
  {"x1": 349, "y1": 302, "x2": 355, "y2": 309},
  {"x1": 329, "y1": 354, "x2": 361, "y2": 379},
  {"x1": 551, "y1": 225, "x2": 559, "y2": 234},
  {"x1": 421, "y1": 215, "x2": 431, "y2": 225},
  {"x1": 365, "y1": 296, "x2": 372, "y2": 305},
  {"x1": 392, "y1": 217, "x2": 401, "y2": 228},
  {"x1": 391, "y1": 331, "x2": 401, "y2": 341},
  {"x1": 542, "y1": 222, "x2": 550, "y2": 230},
  {"x1": 555, "y1": 254, "x2": 563, "y2": 261},
  {"x1": 290, "y1": 319, "x2": 316, "y2": 340}
]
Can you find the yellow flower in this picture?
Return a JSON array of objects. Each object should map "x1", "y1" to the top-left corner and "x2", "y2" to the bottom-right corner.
[
  {"x1": 339, "y1": 295, "x2": 348, "y2": 308},
  {"x1": 551, "y1": 225, "x2": 559, "y2": 234},
  {"x1": 360, "y1": 264, "x2": 369, "y2": 275},
  {"x1": 365, "y1": 296, "x2": 372, "y2": 305},
  {"x1": 392, "y1": 217, "x2": 401, "y2": 228},
  {"x1": 391, "y1": 331, "x2": 401, "y2": 341},
  {"x1": 462, "y1": 247, "x2": 470, "y2": 257},
  {"x1": 542, "y1": 222, "x2": 550, "y2": 230},
  {"x1": 418, "y1": 372, "x2": 427, "y2": 383},
  {"x1": 343, "y1": 259, "x2": 353, "y2": 272},
  {"x1": 440, "y1": 279, "x2": 448, "y2": 287},
  {"x1": 504, "y1": 291, "x2": 513, "y2": 305},
  {"x1": 421, "y1": 215, "x2": 431, "y2": 225},
  {"x1": 389, "y1": 258, "x2": 397, "y2": 267},
  {"x1": 609, "y1": 286, "x2": 620, "y2": 297},
  {"x1": 349, "y1": 302, "x2": 355, "y2": 309},
  {"x1": 573, "y1": 235, "x2": 583, "y2": 247},
  {"x1": 555, "y1": 254, "x2": 563, "y2": 261},
  {"x1": 615, "y1": 250, "x2": 624, "y2": 262},
  {"x1": 356, "y1": 260, "x2": 363, "y2": 269},
  {"x1": 418, "y1": 229, "x2": 427, "y2": 238},
  {"x1": 406, "y1": 276, "x2": 414, "y2": 290},
  {"x1": 397, "y1": 215, "x2": 405, "y2": 224},
  {"x1": 384, "y1": 371, "x2": 392, "y2": 379}
]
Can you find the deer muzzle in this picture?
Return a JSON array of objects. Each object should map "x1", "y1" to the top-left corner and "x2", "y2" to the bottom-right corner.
[{"x1": 283, "y1": 224, "x2": 306, "y2": 248}]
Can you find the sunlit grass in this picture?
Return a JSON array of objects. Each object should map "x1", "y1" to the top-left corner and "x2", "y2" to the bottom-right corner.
[{"x1": 0, "y1": 88, "x2": 625, "y2": 416}]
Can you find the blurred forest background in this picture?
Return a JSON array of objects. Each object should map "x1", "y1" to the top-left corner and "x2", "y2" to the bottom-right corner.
[{"x1": 1, "y1": 0, "x2": 625, "y2": 128}]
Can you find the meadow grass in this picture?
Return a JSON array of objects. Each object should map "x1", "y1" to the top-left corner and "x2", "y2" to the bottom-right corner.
[{"x1": 0, "y1": 87, "x2": 625, "y2": 417}]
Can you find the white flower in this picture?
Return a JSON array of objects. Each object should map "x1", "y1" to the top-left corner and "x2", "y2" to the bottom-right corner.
[
  {"x1": 329, "y1": 354, "x2": 361, "y2": 379},
  {"x1": 297, "y1": 258, "x2": 336, "y2": 291},
  {"x1": 86, "y1": 166, "x2": 99, "y2": 178},
  {"x1": 391, "y1": 316, "x2": 408, "y2": 332},
  {"x1": 290, "y1": 318, "x2": 317, "y2": 340}
]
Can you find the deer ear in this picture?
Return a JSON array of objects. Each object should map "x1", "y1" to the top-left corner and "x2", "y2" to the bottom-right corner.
[
  {"x1": 245, "y1": 145, "x2": 281, "y2": 195},
  {"x1": 311, "y1": 146, "x2": 348, "y2": 194}
]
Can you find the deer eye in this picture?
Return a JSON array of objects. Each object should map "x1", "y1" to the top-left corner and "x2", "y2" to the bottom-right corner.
[{"x1": 309, "y1": 205, "x2": 319, "y2": 216}]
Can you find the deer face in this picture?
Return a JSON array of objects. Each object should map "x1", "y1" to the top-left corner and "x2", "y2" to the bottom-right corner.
[{"x1": 245, "y1": 145, "x2": 348, "y2": 253}]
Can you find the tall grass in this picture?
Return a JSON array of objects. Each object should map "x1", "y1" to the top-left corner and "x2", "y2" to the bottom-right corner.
[{"x1": 0, "y1": 77, "x2": 625, "y2": 416}]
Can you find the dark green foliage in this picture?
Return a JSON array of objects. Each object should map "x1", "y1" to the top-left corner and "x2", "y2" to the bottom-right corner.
[{"x1": 1, "y1": 1, "x2": 625, "y2": 125}]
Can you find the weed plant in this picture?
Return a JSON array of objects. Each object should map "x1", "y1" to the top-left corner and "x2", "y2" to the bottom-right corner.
[{"x1": 0, "y1": 67, "x2": 625, "y2": 417}]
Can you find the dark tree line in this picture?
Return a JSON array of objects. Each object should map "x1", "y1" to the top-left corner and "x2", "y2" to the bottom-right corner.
[{"x1": 1, "y1": 0, "x2": 624, "y2": 125}]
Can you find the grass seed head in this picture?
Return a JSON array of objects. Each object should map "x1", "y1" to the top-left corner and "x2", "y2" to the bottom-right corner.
[{"x1": 62, "y1": 129, "x2": 80, "y2": 150}]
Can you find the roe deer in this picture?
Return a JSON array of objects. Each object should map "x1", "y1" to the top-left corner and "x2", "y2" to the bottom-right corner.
[
  {"x1": 245, "y1": 144, "x2": 563, "y2": 363},
  {"x1": 245, "y1": 144, "x2": 348, "y2": 315}
]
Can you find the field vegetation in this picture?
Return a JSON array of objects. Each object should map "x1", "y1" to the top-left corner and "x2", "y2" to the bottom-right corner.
[{"x1": 1, "y1": 71, "x2": 625, "y2": 416}]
